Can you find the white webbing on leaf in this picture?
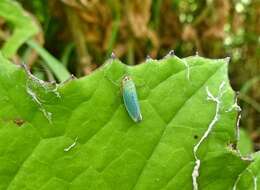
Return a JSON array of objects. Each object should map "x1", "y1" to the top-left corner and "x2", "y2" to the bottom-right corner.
[
  {"x1": 192, "y1": 81, "x2": 226, "y2": 190},
  {"x1": 26, "y1": 86, "x2": 52, "y2": 123}
]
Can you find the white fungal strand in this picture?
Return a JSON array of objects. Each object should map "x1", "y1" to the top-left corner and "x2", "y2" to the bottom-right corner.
[
  {"x1": 27, "y1": 85, "x2": 53, "y2": 123},
  {"x1": 22, "y1": 63, "x2": 61, "y2": 98},
  {"x1": 224, "y1": 94, "x2": 254, "y2": 162},
  {"x1": 64, "y1": 137, "x2": 78, "y2": 152},
  {"x1": 39, "y1": 108, "x2": 52, "y2": 124},
  {"x1": 226, "y1": 94, "x2": 241, "y2": 112},
  {"x1": 27, "y1": 86, "x2": 42, "y2": 106},
  {"x1": 192, "y1": 81, "x2": 226, "y2": 190},
  {"x1": 23, "y1": 63, "x2": 63, "y2": 123},
  {"x1": 236, "y1": 113, "x2": 242, "y2": 149},
  {"x1": 225, "y1": 94, "x2": 250, "y2": 160},
  {"x1": 192, "y1": 160, "x2": 200, "y2": 190},
  {"x1": 51, "y1": 84, "x2": 61, "y2": 98},
  {"x1": 230, "y1": 94, "x2": 242, "y2": 151}
]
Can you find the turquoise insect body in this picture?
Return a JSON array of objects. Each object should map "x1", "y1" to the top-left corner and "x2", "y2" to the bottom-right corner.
[{"x1": 121, "y1": 76, "x2": 142, "y2": 122}]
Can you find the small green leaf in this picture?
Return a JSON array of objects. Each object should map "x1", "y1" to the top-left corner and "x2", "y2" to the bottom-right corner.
[
  {"x1": 0, "y1": 1, "x2": 70, "y2": 81},
  {"x1": 0, "y1": 0, "x2": 39, "y2": 58},
  {"x1": 0, "y1": 52, "x2": 251, "y2": 190}
]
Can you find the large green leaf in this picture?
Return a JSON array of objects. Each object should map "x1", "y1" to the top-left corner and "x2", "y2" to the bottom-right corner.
[{"x1": 0, "y1": 52, "x2": 252, "y2": 190}]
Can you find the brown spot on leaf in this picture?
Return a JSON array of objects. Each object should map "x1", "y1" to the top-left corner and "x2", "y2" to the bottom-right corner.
[{"x1": 13, "y1": 119, "x2": 25, "y2": 126}]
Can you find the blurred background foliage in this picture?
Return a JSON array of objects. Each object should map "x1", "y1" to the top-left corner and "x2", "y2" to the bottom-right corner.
[{"x1": 0, "y1": 0, "x2": 259, "y2": 151}]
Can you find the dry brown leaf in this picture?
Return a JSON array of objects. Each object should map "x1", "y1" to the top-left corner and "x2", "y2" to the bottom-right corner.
[{"x1": 126, "y1": 0, "x2": 151, "y2": 38}]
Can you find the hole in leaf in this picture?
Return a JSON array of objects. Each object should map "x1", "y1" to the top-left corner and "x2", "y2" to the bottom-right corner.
[{"x1": 229, "y1": 142, "x2": 237, "y2": 150}]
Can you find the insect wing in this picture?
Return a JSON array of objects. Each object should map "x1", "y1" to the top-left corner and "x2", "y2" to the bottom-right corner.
[{"x1": 122, "y1": 79, "x2": 142, "y2": 122}]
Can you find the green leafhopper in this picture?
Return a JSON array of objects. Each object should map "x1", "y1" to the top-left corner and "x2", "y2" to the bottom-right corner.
[
  {"x1": 105, "y1": 53, "x2": 142, "y2": 122},
  {"x1": 121, "y1": 75, "x2": 142, "y2": 122}
]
